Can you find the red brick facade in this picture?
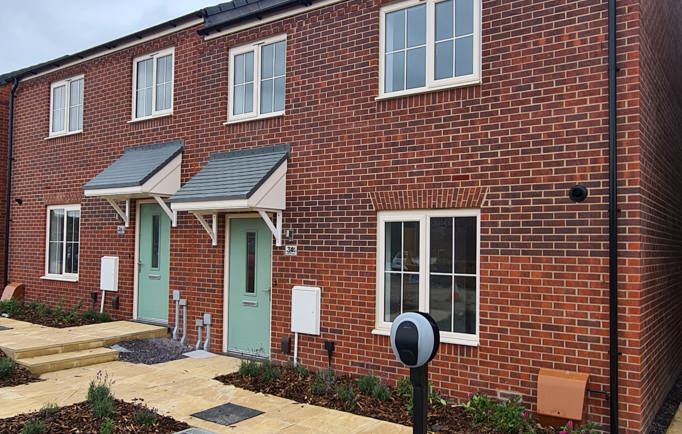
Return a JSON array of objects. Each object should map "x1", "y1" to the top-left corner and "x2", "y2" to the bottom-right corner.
[{"x1": 2, "y1": 1, "x2": 679, "y2": 432}]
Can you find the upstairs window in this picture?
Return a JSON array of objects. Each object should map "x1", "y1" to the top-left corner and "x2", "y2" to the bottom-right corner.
[
  {"x1": 44, "y1": 204, "x2": 80, "y2": 281},
  {"x1": 132, "y1": 48, "x2": 174, "y2": 119},
  {"x1": 228, "y1": 36, "x2": 287, "y2": 122},
  {"x1": 379, "y1": 0, "x2": 480, "y2": 98},
  {"x1": 50, "y1": 76, "x2": 84, "y2": 136}
]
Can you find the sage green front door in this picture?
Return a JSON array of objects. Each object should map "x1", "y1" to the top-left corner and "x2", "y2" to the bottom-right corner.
[
  {"x1": 228, "y1": 218, "x2": 272, "y2": 356},
  {"x1": 137, "y1": 203, "x2": 170, "y2": 323}
]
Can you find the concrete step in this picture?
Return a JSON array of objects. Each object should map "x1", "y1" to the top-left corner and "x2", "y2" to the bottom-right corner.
[{"x1": 17, "y1": 347, "x2": 119, "y2": 375}]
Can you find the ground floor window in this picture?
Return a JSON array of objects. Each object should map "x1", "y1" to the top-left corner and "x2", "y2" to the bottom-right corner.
[
  {"x1": 376, "y1": 209, "x2": 479, "y2": 345},
  {"x1": 45, "y1": 204, "x2": 80, "y2": 280}
]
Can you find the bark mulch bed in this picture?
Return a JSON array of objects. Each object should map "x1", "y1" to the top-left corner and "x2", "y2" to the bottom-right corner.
[
  {"x1": 0, "y1": 300, "x2": 111, "y2": 328},
  {"x1": 0, "y1": 350, "x2": 41, "y2": 388},
  {"x1": 0, "y1": 400, "x2": 190, "y2": 433},
  {"x1": 215, "y1": 364, "x2": 557, "y2": 434}
]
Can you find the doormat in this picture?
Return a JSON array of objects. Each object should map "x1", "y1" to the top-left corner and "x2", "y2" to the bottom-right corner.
[{"x1": 191, "y1": 403, "x2": 263, "y2": 426}]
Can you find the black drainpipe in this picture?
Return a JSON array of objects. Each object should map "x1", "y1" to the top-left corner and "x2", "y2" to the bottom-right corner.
[
  {"x1": 3, "y1": 78, "x2": 19, "y2": 287},
  {"x1": 607, "y1": 0, "x2": 619, "y2": 431}
]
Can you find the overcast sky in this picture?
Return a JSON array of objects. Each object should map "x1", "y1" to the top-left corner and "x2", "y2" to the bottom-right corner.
[{"x1": 0, "y1": 0, "x2": 218, "y2": 74}]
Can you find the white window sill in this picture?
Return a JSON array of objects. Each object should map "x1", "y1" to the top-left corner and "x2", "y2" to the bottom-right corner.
[
  {"x1": 128, "y1": 112, "x2": 173, "y2": 124},
  {"x1": 376, "y1": 78, "x2": 481, "y2": 101},
  {"x1": 44, "y1": 130, "x2": 82, "y2": 140},
  {"x1": 372, "y1": 327, "x2": 479, "y2": 347},
  {"x1": 224, "y1": 111, "x2": 284, "y2": 126},
  {"x1": 41, "y1": 274, "x2": 79, "y2": 282}
]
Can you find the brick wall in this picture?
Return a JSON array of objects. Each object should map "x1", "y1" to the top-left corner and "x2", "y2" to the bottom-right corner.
[
  {"x1": 638, "y1": 0, "x2": 682, "y2": 432},
  {"x1": 0, "y1": 84, "x2": 9, "y2": 285},
  {"x1": 6, "y1": 0, "x2": 654, "y2": 432}
]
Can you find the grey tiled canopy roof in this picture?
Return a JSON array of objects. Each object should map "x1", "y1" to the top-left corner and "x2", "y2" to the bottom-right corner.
[
  {"x1": 170, "y1": 144, "x2": 290, "y2": 203},
  {"x1": 83, "y1": 140, "x2": 184, "y2": 190}
]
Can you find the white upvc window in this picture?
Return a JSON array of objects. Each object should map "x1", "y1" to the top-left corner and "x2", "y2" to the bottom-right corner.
[
  {"x1": 49, "y1": 76, "x2": 84, "y2": 136},
  {"x1": 375, "y1": 209, "x2": 480, "y2": 346},
  {"x1": 132, "y1": 47, "x2": 174, "y2": 120},
  {"x1": 44, "y1": 205, "x2": 81, "y2": 281},
  {"x1": 228, "y1": 35, "x2": 287, "y2": 123},
  {"x1": 379, "y1": 0, "x2": 481, "y2": 98}
]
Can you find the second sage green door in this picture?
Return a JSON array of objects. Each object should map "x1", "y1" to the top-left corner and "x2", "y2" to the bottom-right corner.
[
  {"x1": 137, "y1": 203, "x2": 170, "y2": 323},
  {"x1": 228, "y1": 218, "x2": 272, "y2": 357}
]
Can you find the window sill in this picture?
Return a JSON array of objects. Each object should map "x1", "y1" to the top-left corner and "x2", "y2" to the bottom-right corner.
[
  {"x1": 44, "y1": 130, "x2": 82, "y2": 140},
  {"x1": 41, "y1": 274, "x2": 79, "y2": 283},
  {"x1": 128, "y1": 112, "x2": 173, "y2": 124},
  {"x1": 372, "y1": 327, "x2": 479, "y2": 347},
  {"x1": 224, "y1": 111, "x2": 284, "y2": 126},
  {"x1": 375, "y1": 78, "x2": 481, "y2": 101}
]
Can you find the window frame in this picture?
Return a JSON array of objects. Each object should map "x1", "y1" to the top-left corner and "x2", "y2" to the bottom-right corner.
[
  {"x1": 227, "y1": 34, "x2": 287, "y2": 124},
  {"x1": 374, "y1": 209, "x2": 481, "y2": 346},
  {"x1": 378, "y1": 0, "x2": 482, "y2": 99},
  {"x1": 131, "y1": 47, "x2": 175, "y2": 121},
  {"x1": 48, "y1": 75, "x2": 84, "y2": 137},
  {"x1": 43, "y1": 204, "x2": 81, "y2": 282}
]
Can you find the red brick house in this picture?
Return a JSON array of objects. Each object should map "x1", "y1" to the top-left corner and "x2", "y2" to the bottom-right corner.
[{"x1": 0, "y1": 0, "x2": 680, "y2": 432}]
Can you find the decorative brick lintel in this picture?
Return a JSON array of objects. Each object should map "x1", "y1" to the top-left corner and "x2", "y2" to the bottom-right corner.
[{"x1": 369, "y1": 187, "x2": 488, "y2": 211}]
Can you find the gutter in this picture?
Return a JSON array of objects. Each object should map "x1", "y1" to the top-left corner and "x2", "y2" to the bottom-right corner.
[
  {"x1": 3, "y1": 78, "x2": 18, "y2": 287},
  {"x1": 607, "y1": 0, "x2": 619, "y2": 431}
]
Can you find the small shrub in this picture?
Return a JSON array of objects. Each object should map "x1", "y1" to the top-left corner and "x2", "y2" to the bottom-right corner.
[
  {"x1": 464, "y1": 394, "x2": 493, "y2": 425},
  {"x1": 99, "y1": 418, "x2": 114, "y2": 434},
  {"x1": 465, "y1": 394, "x2": 534, "y2": 434},
  {"x1": 0, "y1": 299, "x2": 21, "y2": 316},
  {"x1": 335, "y1": 384, "x2": 356, "y2": 409},
  {"x1": 560, "y1": 420, "x2": 600, "y2": 434},
  {"x1": 134, "y1": 407, "x2": 158, "y2": 426},
  {"x1": 372, "y1": 383, "x2": 391, "y2": 401},
  {"x1": 87, "y1": 372, "x2": 114, "y2": 418},
  {"x1": 261, "y1": 362, "x2": 281, "y2": 381},
  {"x1": 357, "y1": 375, "x2": 380, "y2": 396},
  {"x1": 321, "y1": 368, "x2": 335, "y2": 385},
  {"x1": 294, "y1": 365, "x2": 309, "y2": 378},
  {"x1": 428, "y1": 383, "x2": 447, "y2": 406},
  {"x1": 81, "y1": 310, "x2": 112, "y2": 324},
  {"x1": 310, "y1": 372, "x2": 327, "y2": 396},
  {"x1": 238, "y1": 360, "x2": 262, "y2": 377},
  {"x1": 38, "y1": 402, "x2": 59, "y2": 417},
  {"x1": 397, "y1": 377, "x2": 414, "y2": 413},
  {"x1": 0, "y1": 358, "x2": 16, "y2": 379},
  {"x1": 20, "y1": 419, "x2": 44, "y2": 434}
]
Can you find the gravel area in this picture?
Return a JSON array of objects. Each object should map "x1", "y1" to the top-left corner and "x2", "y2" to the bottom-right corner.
[
  {"x1": 112, "y1": 337, "x2": 193, "y2": 365},
  {"x1": 649, "y1": 372, "x2": 682, "y2": 434}
]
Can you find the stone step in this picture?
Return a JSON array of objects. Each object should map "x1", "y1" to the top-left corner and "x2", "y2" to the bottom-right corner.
[{"x1": 17, "y1": 347, "x2": 119, "y2": 375}]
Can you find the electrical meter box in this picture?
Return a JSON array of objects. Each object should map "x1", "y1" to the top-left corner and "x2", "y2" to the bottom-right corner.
[
  {"x1": 291, "y1": 286, "x2": 321, "y2": 335},
  {"x1": 100, "y1": 256, "x2": 119, "y2": 291}
]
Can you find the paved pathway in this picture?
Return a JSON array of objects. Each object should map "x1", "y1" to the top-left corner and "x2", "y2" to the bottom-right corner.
[
  {"x1": 0, "y1": 356, "x2": 409, "y2": 433},
  {"x1": 669, "y1": 405, "x2": 682, "y2": 434}
]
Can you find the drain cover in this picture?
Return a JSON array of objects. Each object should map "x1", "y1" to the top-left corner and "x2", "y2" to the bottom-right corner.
[
  {"x1": 0, "y1": 326, "x2": 11, "y2": 331},
  {"x1": 191, "y1": 403, "x2": 263, "y2": 426},
  {"x1": 174, "y1": 429, "x2": 217, "y2": 434}
]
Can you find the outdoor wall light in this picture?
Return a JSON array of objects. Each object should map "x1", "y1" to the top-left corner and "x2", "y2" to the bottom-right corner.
[
  {"x1": 14, "y1": 198, "x2": 22, "y2": 205},
  {"x1": 569, "y1": 185, "x2": 588, "y2": 203}
]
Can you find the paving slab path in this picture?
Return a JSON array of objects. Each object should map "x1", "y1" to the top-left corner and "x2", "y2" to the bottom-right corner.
[
  {"x1": 669, "y1": 405, "x2": 682, "y2": 434},
  {"x1": 0, "y1": 355, "x2": 409, "y2": 433}
]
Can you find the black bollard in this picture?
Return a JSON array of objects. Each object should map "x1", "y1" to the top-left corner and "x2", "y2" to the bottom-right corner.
[{"x1": 410, "y1": 365, "x2": 428, "y2": 434}]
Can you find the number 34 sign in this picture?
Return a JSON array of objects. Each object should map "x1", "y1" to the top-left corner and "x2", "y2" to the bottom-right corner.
[{"x1": 285, "y1": 245, "x2": 298, "y2": 256}]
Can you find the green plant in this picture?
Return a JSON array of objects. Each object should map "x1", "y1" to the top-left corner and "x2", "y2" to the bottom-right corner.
[
  {"x1": 464, "y1": 394, "x2": 493, "y2": 425},
  {"x1": 397, "y1": 377, "x2": 414, "y2": 413},
  {"x1": 0, "y1": 357, "x2": 16, "y2": 378},
  {"x1": 335, "y1": 384, "x2": 356, "y2": 409},
  {"x1": 428, "y1": 383, "x2": 447, "y2": 406},
  {"x1": 464, "y1": 394, "x2": 534, "y2": 434},
  {"x1": 357, "y1": 375, "x2": 380, "y2": 396},
  {"x1": 372, "y1": 383, "x2": 391, "y2": 401},
  {"x1": 238, "y1": 360, "x2": 262, "y2": 377},
  {"x1": 81, "y1": 309, "x2": 112, "y2": 323},
  {"x1": 310, "y1": 372, "x2": 328, "y2": 395},
  {"x1": 20, "y1": 419, "x2": 44, "y2": 434},
  {"x1": 99, "y1": 418, "x2": 114, "y2": 434},
  {"x1": 261, "y1": 361, "x2": 281, "y2": 381},
  {"x1": 294, "y1": 365, "x2": 309, "y2": 378},
  {"x1": 87, "y1": 372, "x2": 114, "y2": 418},
  {"x1": 38, "y1": 402, "x2": 59, "y2": 417},
  {"x1": 134, "y1": 407, "x2": 158, "y2": 426},
  {"x1": 560, "y1": 420, "x2": 599, "y2": 434},
  {"x1": 321, "y1": 368, "x2": 335, "y2": 385},
  {"x1": 0, "y1": 299, "x2": 21, "y2": 316}
]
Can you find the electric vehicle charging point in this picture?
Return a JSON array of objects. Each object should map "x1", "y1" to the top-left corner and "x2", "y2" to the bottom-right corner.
[{"x1": 390, "y1": 312, "x2": 440, "y2": 434}]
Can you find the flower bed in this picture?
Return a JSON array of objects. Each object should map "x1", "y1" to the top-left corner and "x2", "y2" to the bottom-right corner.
[
  {"x1": 0, "y1": 350, "x2": 41, "y2": 388},
  {"x1": 215, "y1": 361, "x2": 600, "y2": 434},
  {"x1": 0, "y1": 300, "x2": 111, "y2": 328}
]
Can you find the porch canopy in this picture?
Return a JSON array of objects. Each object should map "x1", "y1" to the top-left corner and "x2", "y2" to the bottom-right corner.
[
  {"x1": 83, "y1": 140, "x2": 184, "y2": 227},
  {"x1": 170, "y1": 144, "x2": 290, "y2": 246}
]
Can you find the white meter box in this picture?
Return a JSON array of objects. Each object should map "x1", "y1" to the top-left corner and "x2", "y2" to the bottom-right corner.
[
  {"x1": 100, "y1": 256, "x2": 119, "y2": 291},
  {"x1": 291, "y1": 286, "x2": 321, "y2": 335}
]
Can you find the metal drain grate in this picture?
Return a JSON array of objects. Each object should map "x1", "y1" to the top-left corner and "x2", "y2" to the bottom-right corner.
[{"x1": 191, "y1": 403, "x2": 263, "y2": 426}]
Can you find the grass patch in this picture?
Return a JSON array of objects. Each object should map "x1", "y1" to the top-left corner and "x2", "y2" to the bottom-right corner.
[{"x1": 20, "y1": 419, "x2": 44, "y2": 434}]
